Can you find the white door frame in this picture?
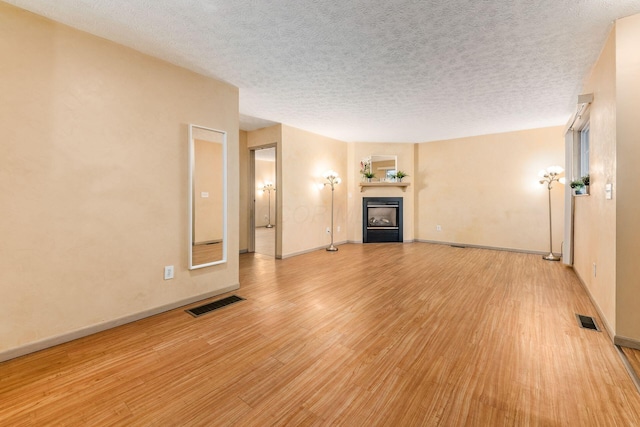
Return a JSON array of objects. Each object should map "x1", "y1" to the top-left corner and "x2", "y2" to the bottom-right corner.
[{"x1": 249, "y1": 144, "x2": 277, "y2": 256}]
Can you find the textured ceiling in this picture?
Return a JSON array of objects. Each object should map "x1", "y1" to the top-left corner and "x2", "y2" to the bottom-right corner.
[{"x1": 6, "y1": 0, "x2": 640, "y2": 142}]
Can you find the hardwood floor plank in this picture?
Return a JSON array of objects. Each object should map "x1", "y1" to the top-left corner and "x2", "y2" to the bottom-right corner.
[
  {"x1": 622, "y1": 346, "x2": 640, "y2": 383},
  {"x1": 2, "y1": 243, "x2": 640, "y2": 425}
]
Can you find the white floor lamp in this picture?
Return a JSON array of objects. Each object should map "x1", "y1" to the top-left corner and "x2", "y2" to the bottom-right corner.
[
  {"x1": 539, "y1": 166, "x2": 564, "y2": 261},
  {"x1": 262, "y1": 182, "x2": 275, "y2": 228},
  {"x1": 323, "y1": 170, "x2": 341, "y2": 252}
]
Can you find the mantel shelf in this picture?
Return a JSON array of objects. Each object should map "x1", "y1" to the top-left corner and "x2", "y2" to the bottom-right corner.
[{"x1": 359, "y1": 182, "x2": 410, "y2": 192}]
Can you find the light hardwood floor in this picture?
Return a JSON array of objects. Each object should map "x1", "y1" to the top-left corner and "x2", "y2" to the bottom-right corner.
[
  {"x1": 2, "y1": 243, "x2": 640, "y2": 425},
  {"x1": 622, "y1": 346, "x2": 640, "y2": 384},
  {"x1": 192, "y1": 242, "x2": 223, "y2": 265},
  {"x1": 254, "y1": 226, "x2": 275, "y2": 257}
]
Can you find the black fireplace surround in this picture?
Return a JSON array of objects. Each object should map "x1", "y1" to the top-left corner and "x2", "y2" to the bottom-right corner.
[{"x1": 363, "y1": 197, "x2": 403, "y2": 243}]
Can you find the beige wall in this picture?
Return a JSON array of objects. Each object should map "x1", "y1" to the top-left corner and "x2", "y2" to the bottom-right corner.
[
  {"x1": 0, "y1": 3, "x2": 239, "y2": 360},
  {"x1": 615, "y1": 14, "x2": 640, "y2": 342},
  {"x1": 347, "y1": 143, "x2": 415, "y2": 242},
  {"x1": 281, "y1": 125, "x2": 348, "y2": 257},
  {"x1": 241, "y1": 125, "x2": 348, "y2": 257},
  {"x1": 573, "y1": 14, "x2": 640, "y2": 345},
  {"x1": 240, "y1": 126, "x2": 565, "y2": 256},
  {"x1": 247, "y1": 125, "x2": 282, "y2": 150},
  {"x1": 574, "y1": 27, "x2": 617, "y2": 333},
  {"x1": 416, "y1": 127, "x2": 565, "y2": 253}
]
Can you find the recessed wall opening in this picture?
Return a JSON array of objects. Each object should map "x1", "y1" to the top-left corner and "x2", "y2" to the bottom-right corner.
[{"x1": 251, "y1": 146, "x2": 277, "y2": 257}]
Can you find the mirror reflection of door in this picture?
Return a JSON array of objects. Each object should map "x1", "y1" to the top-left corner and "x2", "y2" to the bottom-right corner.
[{"x1": 254, "y1": 147, "x2": 276, "y2": 257}]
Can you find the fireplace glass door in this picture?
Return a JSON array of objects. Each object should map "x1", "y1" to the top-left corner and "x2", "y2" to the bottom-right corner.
[{"x1": 363, "y1": 197, "x2": 403, "y2": 243}]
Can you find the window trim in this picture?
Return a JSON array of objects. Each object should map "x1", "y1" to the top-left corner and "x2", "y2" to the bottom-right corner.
[{"x1": 579, "y1": 123, "x2": 590, "y2": 179}]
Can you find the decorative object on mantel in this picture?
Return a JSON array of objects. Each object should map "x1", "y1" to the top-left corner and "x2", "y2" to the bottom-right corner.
[
  {"x1": 323, "y1": 170, "x2": 341, "y2": 252},
  {"x1": 261, "y1": 182, "x2": 276, "y2": 228},
  {"x1": 538, "y1": 165, "x2": 564, "y2": 261},
  {"x1": 360, "y1": 160, "x2": 375, "y2": 182},
  {"x1": 393, "y1": 170, "x2": 408, "y2": 182},
  {"x1": 570, "y1": 174, "x2": 590, "y2": 196},
  {"x1": 359, "y1": 182, "x2": 410, "y2": 192}
]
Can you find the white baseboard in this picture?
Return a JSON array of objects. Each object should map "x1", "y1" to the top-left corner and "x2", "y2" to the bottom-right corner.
[
  {"x1": 415, "y1": 239, "x2": 550, "y2": 256},
  {"x1": 280, "y1": 240, "x2": 416, "y2": 256},
  {"x1": 572, "y1": 269, "x2": 615, "y2": 342},
  {"x1": 280, "y1": 240, "x2": 348, "y2": 259},
  {"x1": 346, "y1": 239, "x2": 415, "y2": 244},
  {"x1": 0, "y1": 283, "x2": 239, "y2": 363},
  {"x1": 615, "y1": 335, "x2": 640, "y2": 350}
]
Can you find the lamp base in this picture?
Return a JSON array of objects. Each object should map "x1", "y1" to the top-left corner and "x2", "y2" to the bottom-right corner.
[
  {"x1": 265, "y1": 224, "x2": 274, "y2": 228},
  {"x1": 326, "y1": 244, "x2": 338, "y2": 252},
  {"x1": 542, "y1": 253, "x2": 561, "y2": 261}
]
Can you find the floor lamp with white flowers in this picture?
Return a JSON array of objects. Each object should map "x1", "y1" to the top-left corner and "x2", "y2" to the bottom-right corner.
[
  {"x1": 539, "y1": 165, "x2": 564, "y2": 261},
  {"x1": 323, "y1": 170, "x2": 341, "y2": 252},
  {"x1": 262, "y1": 182, "x2": 275, "y2": 228}
]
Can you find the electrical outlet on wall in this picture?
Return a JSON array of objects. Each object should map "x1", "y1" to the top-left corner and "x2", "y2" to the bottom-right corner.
[
  {"x1": 436, "y1": 225, "x2": 442, "y2": 232},
  {"x1": 326, "y1": 227, "x2": 331, "y2": 234},
  {"x1": 164, "y1": 265, "x2": 174, "y2": 280}
]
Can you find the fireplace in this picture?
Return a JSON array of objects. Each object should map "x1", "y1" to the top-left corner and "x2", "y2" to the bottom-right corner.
[{"x1": 363, "y1": 197, "x2": 403, "y2": 243}]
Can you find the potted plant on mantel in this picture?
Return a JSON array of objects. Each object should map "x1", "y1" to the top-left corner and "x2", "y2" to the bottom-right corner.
[
  {"x1": 570, "y1": 174, "x2": 590, "y2": 195},
  {"x1": 360, "y1": 161, "x2": 376, "y2": 182},
  {"x1": 393, "y1": 171, "x2": 409, "y2": 182}
]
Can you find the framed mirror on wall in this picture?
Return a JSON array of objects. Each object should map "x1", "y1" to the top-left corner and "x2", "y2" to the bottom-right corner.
[
  {"x1": 369, "y1": 155, "x2": 397, "y2": 181},
  {"x1": 189, "y1": 124, "x2": 227, "y2": 269}
]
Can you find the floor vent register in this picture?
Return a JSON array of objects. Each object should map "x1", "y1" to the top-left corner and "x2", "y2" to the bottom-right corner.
[
  {"x1": 186, "y1": 295, "x2": 245, "y2": 317},
  {"x1": 576, "y1": 314, "x2": 600, "y2": 331}
]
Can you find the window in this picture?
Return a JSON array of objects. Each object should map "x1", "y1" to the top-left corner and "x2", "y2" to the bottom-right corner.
[
  {"x1": 386, "y1": 169, "x2": 397, "y2": 180},
  {"x1": 579, "y1": 124, "x2": 590, "y2": 178}
]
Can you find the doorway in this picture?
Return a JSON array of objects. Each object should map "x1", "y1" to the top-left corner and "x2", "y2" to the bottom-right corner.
[{"x1": 251, "y1": 146, "x2": 276, "y2": 257}]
